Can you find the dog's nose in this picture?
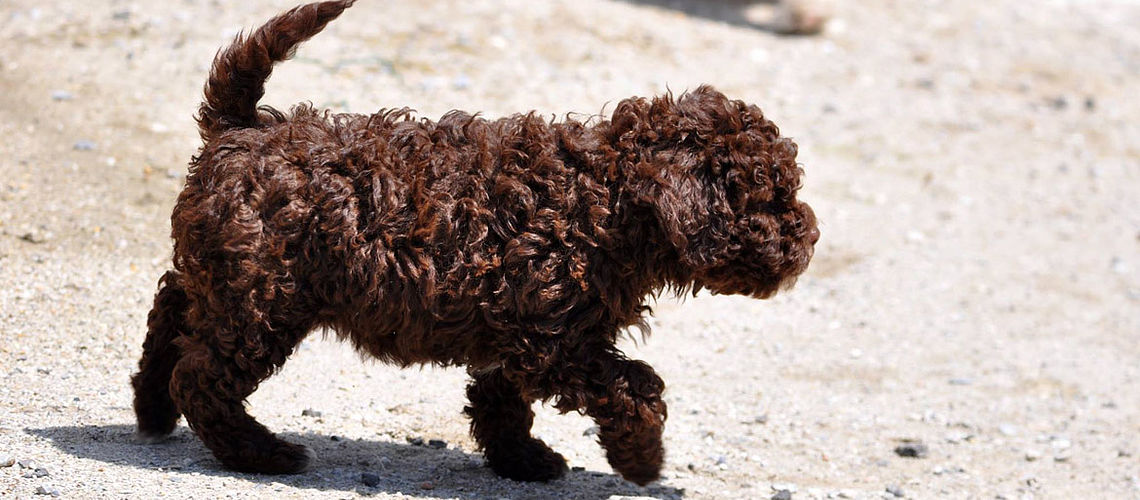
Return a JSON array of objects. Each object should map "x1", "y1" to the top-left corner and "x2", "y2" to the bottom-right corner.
[{"x1": 807, "y1": 226, "x2": 820, "y2": 245}]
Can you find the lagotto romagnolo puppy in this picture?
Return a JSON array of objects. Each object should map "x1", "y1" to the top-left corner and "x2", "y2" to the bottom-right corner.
[{"x1": 131, "y1": 0, "x2": 819, "y2": 485}]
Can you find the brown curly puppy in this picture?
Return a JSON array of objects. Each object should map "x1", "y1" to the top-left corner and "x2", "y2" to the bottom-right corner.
[{"x1": 131, "y1": 0, "x2": 819, "y2": 486}]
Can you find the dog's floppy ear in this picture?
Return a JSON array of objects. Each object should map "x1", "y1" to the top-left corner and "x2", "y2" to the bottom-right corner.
[{"x1": 622, "y1": 157, "x2": 708, "y2": 255}]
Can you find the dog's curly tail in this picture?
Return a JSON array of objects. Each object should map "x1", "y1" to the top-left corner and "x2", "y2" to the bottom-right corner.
[{"x1": 196, "y1": 0, "x2": 355, "y2": 141}]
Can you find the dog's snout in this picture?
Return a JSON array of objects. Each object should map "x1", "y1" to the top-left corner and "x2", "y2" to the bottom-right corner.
[{"x1": 806, "y1": 226, "x2": 820, "y2": 245}]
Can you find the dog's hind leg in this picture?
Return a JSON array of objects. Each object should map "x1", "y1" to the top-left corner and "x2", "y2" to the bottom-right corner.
[
  {"x1": 169, "y1": 311, "x2": 314, "y2": 474},
  {"x1": 464, "y1": 369, "x2": 569, "y2": 481},
  {"x1": 132, "y1": 271, "x2": 189, "y2": 442}
]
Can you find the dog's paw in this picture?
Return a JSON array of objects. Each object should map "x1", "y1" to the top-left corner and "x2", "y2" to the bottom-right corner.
[
  {"x1": 267, "y1": 443, "x2": 315, "y2": 474},
  {"x1": 485, "y1": 437, "x2": 568, "y2": 482},
  {"x1": 612, "y1": 459, "x2": 661, "y2": 486},
  {"x1": 221, "y1": 441, "x2": 315, "y2": 474}
]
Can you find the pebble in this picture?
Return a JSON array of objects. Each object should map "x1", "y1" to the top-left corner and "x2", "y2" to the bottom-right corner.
[
  {"x1": 73, "y1": 140, "x2": 97, "y2": 151},
  {"x1": 583, "y1": 426, "x2": 600, "y2": 436},
  {"x1": 51, "y1": 90, "x2": 73, "y2": 101},
  {"x1": 894, "y1": 441, "x2": 929, "y2": 458},
  {"x1": 0, "y1": 454, "x2": 14, "y2": 467},
  {"x1": 947, "y1": 377, "x2": 973, "y2": 386},
  {"x1": 998, "y1": 424, "x2": 1018, "y2": 436},
  {"x1": 1025, "y1": 449, "x2": 1042, "y2": 461},
  {"x1": 25, "y1": 467, "x2": 50, "y2": 478},
  {"x1": 18, "y1": 459, "x2": 38, "y2": 469},
  {"x1": 20, "y1": 231, "x2": 49, "y2": 244},
  {"x1": 406, "y1": 436, "x2": 424, "y2": 446},
  {"x1": 886, "y1": 484, "x2": 906, "y2": 497},
  {"x1": 1053, "y1": 452, "x2": 1071, "y2": 463},
  {"x1": 300, "y1": 408, "x2": 322, "y2": 417},
  {"x1": 419, "y1": 481, "x2": 435, "y2": 490},
  {"x1": 427, "y1": 439, "x2": 447, "y2": 449},
  {"x1": 35, "y1": 486, "x2": 61, "y2": 497},
  {"x1": 360, "y1": 472, "x2": 381, "y2": 487},
  {"x1": 771, "y1": 489, "x2": 793, "y2": 500}
]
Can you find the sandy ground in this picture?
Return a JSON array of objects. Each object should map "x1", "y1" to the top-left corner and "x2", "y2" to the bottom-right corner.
[{"x1": 1, "y1": 0, "x2": 1139, "y2": 498}]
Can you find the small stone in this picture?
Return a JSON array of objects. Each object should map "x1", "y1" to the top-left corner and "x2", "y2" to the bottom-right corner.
[
  {"x1": 0, "y1": 454, "x2": 14, "y2": 467},
  {"x1": 35, "y1": 485, "x2": 60, "y2": 496},
  {"x1": 753, "y1": 414, "x2": 769, "y2": 424},
  {"x1": 583, "y1": 426, "x2": 600, "y2": 436},
  {"x1": 895, "y1": 440, "x2": 929, "y2": 458},
  {"x1": 771, "y1": 489, "x2": 793, "y2": 500},
  {"x1": 1025, "y1": 449, "x2": 1042, "y2": 461},
  {"x1": 20, "y1": 231, "x2": 48, "y2": 244},
  {"x1": 886, "y1": 484, "x2": 905, "y2": 497},
  {"x1": 1118, "y1": 448, "x2": 1133, "y2": 458},
  {"x1": 406, "y1": 436, "x2": 424, "y2": 446},
  {"x1": 998, "y1": 424, "x2": 1018, "y2": 436},
  {"x1": 1084, "y1": 96, "x2": 1096, "y2": 111},
  {"x1": 50, "y1": 90, "x2": 73, "y2": 101},
  {"x1": 948, "y1": 377, "x2": 973, "y2": 386},
  {"x1": 1051, "y1": 437, "x2": 1072, "y2": 450},
  {"x1": 427, "y1": 439, "x2": 447, "y2": 449},
  {"x1": 300, "y1": 408, "x2": 322, "y2": 418},
  {"x1": 360, "y1": 472, "x2": 381, "y2": 487},
  {"x1": 111, "y1": 10, "x2": 131, "y2": 21},
  {"x1": 1111, "y1": 257, "x2": 1128, "y2": 274},
  {"x1": 17, "y1": 459, "x2": 37, "y2": 469},
  {"x1": 1050, "y1": 96, "x2": 1068, "y2": 110},
  {"x1": 419, "y1": 481, "x2": 435, "y2": 490},
  {"x1": 1053, "y1": 452, "x2": 1071, "y2": 463},
  {"x1": 32, "y1": 467, "x2": 50, "y2": 477},
  {"x1": 73, "y1": 140, "x2": 96, "y2": 151},
  {"x1": 571, "y1": 466, "x2": 585, "y2": 472}
]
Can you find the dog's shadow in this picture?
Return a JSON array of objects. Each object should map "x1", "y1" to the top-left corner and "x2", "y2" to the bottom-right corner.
[
  {"x1": 617, "y1": 0, "x2": 803, "y2": 34},
  {"x1": 27, "y1": 424, "x2": 684, "y2": 499}
]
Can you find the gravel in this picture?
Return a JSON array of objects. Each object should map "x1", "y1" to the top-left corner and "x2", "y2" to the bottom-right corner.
[{"x1": 1, "y1": 0, "x2": 1138, "y2": 499}]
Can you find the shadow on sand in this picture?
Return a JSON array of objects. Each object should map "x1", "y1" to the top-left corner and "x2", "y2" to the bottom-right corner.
[
  {"x1": 27, "y1": 424, "x2": 684, "y2": 499},
  {"x1": 616, "y1": 0, "x2": 799, "y2": 33}
]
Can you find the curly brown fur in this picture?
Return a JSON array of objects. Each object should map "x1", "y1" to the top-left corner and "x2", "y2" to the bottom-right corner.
[{"x1": 132, "y1": 0, "x2": 819, "y2": 485}]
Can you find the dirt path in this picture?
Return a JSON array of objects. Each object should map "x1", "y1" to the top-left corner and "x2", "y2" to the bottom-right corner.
[{"x1": 1, "y1": 1, "x2": 1137, "y2": 498}]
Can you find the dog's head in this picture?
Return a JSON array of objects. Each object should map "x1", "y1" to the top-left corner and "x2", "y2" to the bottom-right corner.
[{"x1": 609, "y1": 86, "x2": 819, "y2": 298}]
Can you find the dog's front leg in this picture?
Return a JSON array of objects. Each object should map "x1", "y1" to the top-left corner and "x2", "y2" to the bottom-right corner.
[{"x1": 558, "y1": 349, "x2": 667, "y2": 486}]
